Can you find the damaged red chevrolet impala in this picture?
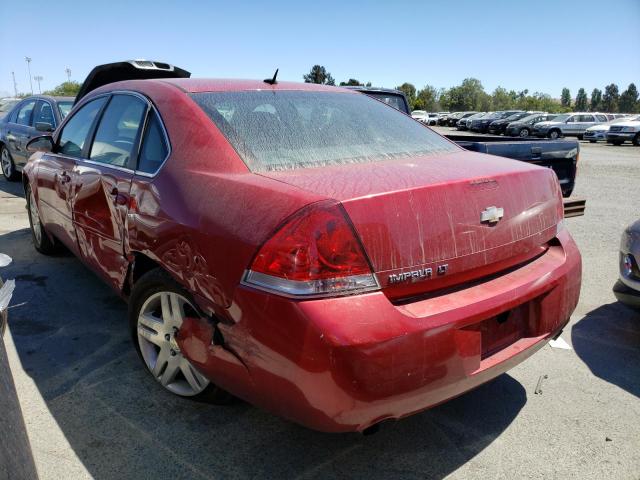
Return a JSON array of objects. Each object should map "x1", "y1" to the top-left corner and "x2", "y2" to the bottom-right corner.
[{"x1": 22, "y1": 61, "x2": 581, "y2": 432}]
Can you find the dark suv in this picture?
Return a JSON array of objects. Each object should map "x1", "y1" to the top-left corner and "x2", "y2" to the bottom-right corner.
[{"x1": 469, "y1": 111, "x2": 523, "y2": 133}]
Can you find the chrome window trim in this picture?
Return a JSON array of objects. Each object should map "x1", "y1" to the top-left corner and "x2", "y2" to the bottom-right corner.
[{"x1": 54, "y1": 89, "x2": 171, "y2": 178}]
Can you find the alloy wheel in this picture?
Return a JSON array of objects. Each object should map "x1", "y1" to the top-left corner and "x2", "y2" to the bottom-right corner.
[
  {"x1": 28, "y1": 190, "x2": 42, "y2": 245},
  {"x1": 137, "y1": 291, "x2": 210, "y2": 396},
  {"x1": 519, "y1": 129, "x2": 529, "y2": 138},
  {"x1": 1, "y1": 149, "x2": 12, "y2": 178}
]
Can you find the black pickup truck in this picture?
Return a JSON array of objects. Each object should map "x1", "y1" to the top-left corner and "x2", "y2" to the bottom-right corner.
[{"x1": 352, "y1": 87, "x2": 585, "y2": 217}]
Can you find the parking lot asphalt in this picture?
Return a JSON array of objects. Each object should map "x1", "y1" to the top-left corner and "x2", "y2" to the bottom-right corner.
[{"x1": 0, "y1": 135, "x2": 639, "y2": 480}]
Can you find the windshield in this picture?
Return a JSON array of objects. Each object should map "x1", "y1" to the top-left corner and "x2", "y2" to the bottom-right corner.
[
  {"x1": 57, "y1": 101, "x2": 73, "y2": 118},
  {"x1": 505, "y1": 112, "x2": 529, "y2": 121},
  {"x1": 412, "y1": 110, "x2": 426, "y2": 115},
  {"x1": 518, "y1": 114, "x2": 543, "y2": 123},
  {"x1": 549, "y1": 114, "x2": 570, "y2": 123},
  {"x1": 192, "y1": 91, "x2": 459, "y2": 172},
  {"x1": 481, "y1": 112, "x2": 501, "y2": 120}
]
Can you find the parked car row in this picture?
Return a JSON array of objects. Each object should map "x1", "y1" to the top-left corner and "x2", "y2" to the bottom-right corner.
[{"x1": 425, "y1": 109, "x2": 638, "y2": 145}]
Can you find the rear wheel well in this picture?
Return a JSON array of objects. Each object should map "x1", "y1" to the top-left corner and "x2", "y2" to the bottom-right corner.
[{"x1": 124, "y1": 252, "x2": 162, "y2": 297}]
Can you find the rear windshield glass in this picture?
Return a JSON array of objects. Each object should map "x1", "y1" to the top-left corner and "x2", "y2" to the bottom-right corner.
[
  {"x1": 57, "y1": 101, "x2": 73, "y2": 118},
  {"x1": 191, "y1": 91, "x2": 458, "y2": 172}
]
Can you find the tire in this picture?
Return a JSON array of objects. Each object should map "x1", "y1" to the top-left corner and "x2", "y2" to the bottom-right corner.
[
  {"x1": 612, "y1": 140, "x2": 624, "y2": 146},
  {"x1": 589, "y1": 140, "x2": 597, "y2": 143},
  {"x1": 128, "y1": 268, "x2": 233, "y2": 404},
  {"x1": 548, "y1": 130, "x2": 561, "y2": 140},
  {"x1": 519, "y1": 128, "x2": 530, "y2": 138},
  {"x1": 577, "y1": 134, "x2": 584, "y2": 140},
  {"x1": 1, "y1": 146, "x2": 19, "y2": 181},
  {"x1": 633, "y1": 133, "x2": 640, "y2": 146},
  {"x1": 26, "y1": 184, "x2": 57, "y2": 254}
]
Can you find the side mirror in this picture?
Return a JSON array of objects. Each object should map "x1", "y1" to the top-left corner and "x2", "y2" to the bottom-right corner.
[
  {"x1": 26, "y1": 135, "x2": 54, "y2": 153},
  {"x1": 35, "y1": 122, "x2": 54, "y2": 132}
]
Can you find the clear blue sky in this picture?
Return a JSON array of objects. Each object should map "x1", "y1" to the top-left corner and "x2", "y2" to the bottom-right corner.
[{"x1": 1, "y1": 0, "x2": 638, "y2": 98}]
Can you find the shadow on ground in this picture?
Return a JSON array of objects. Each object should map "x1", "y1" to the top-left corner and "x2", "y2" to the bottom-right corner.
[
  {"x1": 0, "y1": 178, "x2": 24, "y2": 198},
  {"x1": 572, "y1": 301, "x2": 640, "y2": 399},
  {"x1": 2, "y1": 227, "x2": 527, "y2": 479}
]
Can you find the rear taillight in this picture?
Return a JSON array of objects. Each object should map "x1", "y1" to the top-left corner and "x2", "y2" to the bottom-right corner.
[{"x1": 242, "y1": 202, "x2": 379, "y2": 297}]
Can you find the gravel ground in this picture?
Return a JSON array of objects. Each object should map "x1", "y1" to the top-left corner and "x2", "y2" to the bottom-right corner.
[{"x1": 0, "y1": 136, "x2": 638, "y2": 480}]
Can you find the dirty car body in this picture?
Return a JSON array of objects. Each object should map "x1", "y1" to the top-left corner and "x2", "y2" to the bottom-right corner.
[{"x1": 22, "y1": 62, "x2": 582, "y2": 432}]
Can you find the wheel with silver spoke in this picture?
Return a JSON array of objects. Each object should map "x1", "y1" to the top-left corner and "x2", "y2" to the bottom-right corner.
[
  {"x1": 1, "y1": 146, "x2": 19, "y2": 181},
  {"x1": 137, "y1": 291, "x2": 210, "y2": 396},
  {"x1": 26, "y1": 184, "x2": 56, "y2": 254},
  {"x1": 129, "y1": 268, "x2": 233, "y2": 403},
  {"x1": 519, "y1": 128, "x2": 530, "y2": 138}
]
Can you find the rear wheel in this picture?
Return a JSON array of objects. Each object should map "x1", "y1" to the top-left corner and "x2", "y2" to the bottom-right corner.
[
  {"x1": 1, "y1": 146, "x2": 19, "y2": 181},
  {"x1": 519, "y1": 128, "x2": 530, "y2": 138},
  {"x1": 548, "y1": 130, "x2": 561, "y2": 140},
  {"x1": 26, "y1": 184, "x2": 56, "y2": 254},
  {"x1": 129, "y1": 268, "x2": 233, "y2": 403},
  {"x1": 612, "y1": 140, "x2": 624, "y2": 146}
]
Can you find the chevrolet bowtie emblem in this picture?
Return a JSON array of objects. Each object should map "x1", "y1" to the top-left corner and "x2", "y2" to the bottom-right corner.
[{"x1": 480, "y1": 206, "x2": 504, "y2": 224}]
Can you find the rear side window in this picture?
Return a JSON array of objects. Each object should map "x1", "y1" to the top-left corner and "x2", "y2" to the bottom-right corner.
[
  {"x1": 137, "y1": 111, "x2": 169, "y2": 174},
  {"x1": 58, "y1": 97, "x2": 107, "y2": 158},
  {"x1": 595, "y1": 114, "x2": 608, "y2": 122},
  {"x1": 15, "y1": 100, "x2": 36, "y2": 126},
  {"x1": 89, "y1": 95, "x2": 147, "y2": 168},
  {"x1": 191, "y1": 91, "x2": 459, "y2": 172},
  {"x1": 579, "y1": 115, "x2": 595, "y2": 122}
]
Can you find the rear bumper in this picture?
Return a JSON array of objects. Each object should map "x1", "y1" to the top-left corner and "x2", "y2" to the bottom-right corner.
[{"x1": 180, "y1": 229, "x2": 581, "y2": 432}]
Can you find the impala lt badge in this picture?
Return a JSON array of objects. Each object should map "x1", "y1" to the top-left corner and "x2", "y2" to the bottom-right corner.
[{"x1": 480, "y1": 206, "x2": 504, "y2": 225}]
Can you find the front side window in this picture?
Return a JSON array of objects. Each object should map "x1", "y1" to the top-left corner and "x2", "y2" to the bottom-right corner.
[
  {"x1": 15, "y1": 100, "x2": 36, "y2": 126},
  {"x1": 191, "y1": 91, "x2": 459, "y2": 172},
  {"x1": 137, "y1": 111, "x2": 169, "y2": 174},
  {"x1": 89, "y1": 95, "x2": 147, "y2": 167},
  {"x1": 58, "y1": 97, "x2": 108, "y2": 158},
  {"x1": 34, "y1": 101, "x2": 55, "y2": 128}
]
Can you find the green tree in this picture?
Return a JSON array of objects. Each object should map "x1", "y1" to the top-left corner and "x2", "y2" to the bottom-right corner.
[
  {"x1": 491, "y1": 86, "x2": 515, "y2": 110},
  {"x1": 415, "y1": 85, "x2": 439, "y2": 111},
  {"x1": 575, "y1": 88, "x2": 588, "y2": 111},
  {"x1": 590, "y1": 88, "x2": 602, "y2": 111},
  {"x1": 602, "y1": 83, "x2": 620, "y2": 112},
  {"x1": 303, "y1": 65, "x2": 335, "y2": 85},
  {"x1": 560, "y1": 88, "x2": 572, "y2": 109},
  {"x1": 446, "y1": 78, "x2": 487, "y2": 111},
  {"x1": 396, "y1": 83, "x2": 417, "y2": 109},
  {"x1": 339, "y1": 78, "x2": 364, "y2": 86},
  {"x1": 42, "y1": 81, "x2": 82, "y2": 96},
  {"x1": 619, "y1": 83, "x2": 639, "y2": 113}
]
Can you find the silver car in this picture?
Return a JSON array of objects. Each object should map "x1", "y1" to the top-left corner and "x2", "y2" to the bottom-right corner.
[
  {"x1": 584, "y1": 115, "x2": 640, "y2": 143},
  {"x1": 533, "y1": 112, "x2": 610, "y2": 139},
  {"x1": 614, "y1": 219, "x2": 640, "y2": 309}
]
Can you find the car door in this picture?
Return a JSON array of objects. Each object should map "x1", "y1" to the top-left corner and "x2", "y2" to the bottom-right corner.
[
  {"x1": 72, "y1": 93, "x2": 148, "y2": 290},
  {"x1": 563, "y1": 115, "x2": 578, "y2": 135},
  {"x1": 6, "y1": 99, "x2": 36, "y2": 167},
  {"x1": 36, "y1": 96, "x2": 108, "y2": 254},
  {"x1": 576, "y1": 114, "x2": 595, "y2": 134}
]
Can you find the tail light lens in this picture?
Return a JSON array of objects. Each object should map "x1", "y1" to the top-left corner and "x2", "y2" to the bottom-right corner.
[{"x1": 242, "y1": 202, "x2": 379, "y2": 297}]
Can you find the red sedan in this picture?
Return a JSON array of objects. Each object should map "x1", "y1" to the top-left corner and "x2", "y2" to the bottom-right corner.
[{"x1": 23, "y1": 61, "x2": 581, "y2": 432}]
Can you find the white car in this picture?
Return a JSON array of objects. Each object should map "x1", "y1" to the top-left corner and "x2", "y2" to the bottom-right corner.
[
  {"x1": 411, "y1": 110, "x2": 429, "y2": 123},
  {"x1": 584, "y1": 115, "x2": 640, "y2": 143},
  {"x1": 607, "y1": 117, "x2": 640, "y2": 146}
]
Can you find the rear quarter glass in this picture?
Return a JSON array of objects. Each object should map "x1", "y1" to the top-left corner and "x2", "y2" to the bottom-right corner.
[{"x1": 190, "y1": 91, "x2": 459, "y2": 172}]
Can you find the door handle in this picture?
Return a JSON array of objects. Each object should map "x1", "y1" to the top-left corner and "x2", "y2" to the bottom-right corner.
[{"x1": 110, "y1": 187, "x2": 129, "y2": 206}]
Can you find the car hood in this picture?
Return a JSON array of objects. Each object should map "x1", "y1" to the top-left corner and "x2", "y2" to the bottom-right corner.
[
  {"x1": 586, "y1": 124, "x2": 610, "y2": 132},
  {"x1": 611, "y1": 120, "x2": 640, "y2": 128}
]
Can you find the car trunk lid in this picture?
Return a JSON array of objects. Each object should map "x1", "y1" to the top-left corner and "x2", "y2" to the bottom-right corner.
[{"x1": 259, "y1": 150, "x2": 563, "y2": 299}]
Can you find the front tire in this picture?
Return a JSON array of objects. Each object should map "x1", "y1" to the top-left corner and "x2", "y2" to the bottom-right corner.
[
  {"x1": 548, "y1": 130, "x2": 561, "y2": 140},
  {"x1": 519, "y1": 128, "x2": 530, "y2": 138},
  {"x1": 1, "y1": 146, "x2": 19, "y2": 181},
  {"x1": 129, "y1": 268, "x2": 233, "y2": 403},
  {"x1": 633, "y1": 133, "x2": 640, "y2": 146},
  {"x1": 26, "y1": 184, "x2": 56, "y2": 254}
]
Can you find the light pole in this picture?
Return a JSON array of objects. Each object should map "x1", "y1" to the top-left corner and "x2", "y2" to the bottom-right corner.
[
  {"x1": 34, "y1": 76, "x2": 43, "y2": 94},
  {"x1": 25, "y1": 57, "x2": 33, "y2": 94},
  {"x1": 65, "y1": 67, "x2": 71, "y2": 82},
  {"x1": 11, "y1": 72, "x2": 18, "y2": 97}
]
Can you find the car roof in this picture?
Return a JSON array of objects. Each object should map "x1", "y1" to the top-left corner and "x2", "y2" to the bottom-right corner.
[
  {"x1": 15, "y1": 95, "x2": 75, "y2": 103},
  {"x1": 157, "y1": 78, "x2": 354, "y2": 94}
]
